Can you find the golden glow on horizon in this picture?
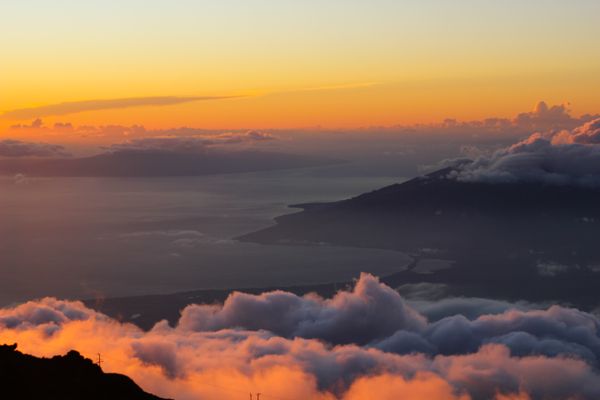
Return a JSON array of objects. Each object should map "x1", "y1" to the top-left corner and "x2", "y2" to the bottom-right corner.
[
  {"x1": 2, "y1": 71, "x2": 599, "y2": 137},
  {"x1": 1, "y1": 0, "x2": 600, "y2": 134}
]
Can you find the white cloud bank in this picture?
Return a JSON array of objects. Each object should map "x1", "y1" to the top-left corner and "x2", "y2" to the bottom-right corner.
[{"x1": 450, "y1": 118, "x2": 600, "y2": 187}]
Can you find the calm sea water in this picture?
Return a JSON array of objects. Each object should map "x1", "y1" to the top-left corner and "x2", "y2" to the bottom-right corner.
[{"x1": 0, "y1": 166, "x2": 410, "y2": 304}]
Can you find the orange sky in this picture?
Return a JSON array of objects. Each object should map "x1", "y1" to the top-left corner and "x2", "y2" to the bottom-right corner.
[{"x1": 1, "y1": 1, "x2": 600, "y2": 135}]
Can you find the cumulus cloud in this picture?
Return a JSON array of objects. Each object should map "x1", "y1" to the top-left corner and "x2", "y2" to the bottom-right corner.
[
  {"x1": 10, "y1": 118, "x2": 44, "y2": 129},
  {"x1": 1, "y1": 96, "x2": 240, "y2": 120},
  {"x1": 101, "y1": 130, "x2": 276, "y2": 154},
  {"x1": 557, "y1": 118, "x2": 600, "y2": 145},
  {"x1": 8, "y1": 119, "x2": 276, "y2": 146},
  {"x1": 513, "y1": 101, "x2": 579, "y2": 131},
  {"x1": 449, "y1": 117, "x2": 600, "y2": 187},
  {"x1": 178, "y1": 274, "x2": 427, "y2": 345},
  {"x1": 0, "y1": 139, "x2": 71, "y2": 158},
  {"x1": 105, "y1": 137, "x2": 213, "y2": 154},
  {"x1": 381, "y1": 101, "x2": 596, "y2": 136},
  {"x1": 75, "y1": 124, "x2": 147, "y2": 138},
  {"x1": 2, "y1": 275, "x2": 600, "y2": 399},
  {"x1": 241, "y1": 130, "x2": 275, "y2": 142}
]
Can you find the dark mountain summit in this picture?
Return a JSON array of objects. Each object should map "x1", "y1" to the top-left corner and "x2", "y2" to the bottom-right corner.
[
  {"x1": 0, "y1": 343, "x2": 166, "y2": 400},
  {"x1": 239, "y1": 168, "x2": 600, "y2": 307},
  {"x1": 240, "y1": 167, "x2": 600, "y2": 254}
]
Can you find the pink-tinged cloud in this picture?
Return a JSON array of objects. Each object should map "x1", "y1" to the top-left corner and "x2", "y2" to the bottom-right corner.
[
  {"x1": 2, "y1": 275, "x2": 600, "y2": 399},
  {"x1": 555, "y1": 118, "x2": 600, "y2": 145}
]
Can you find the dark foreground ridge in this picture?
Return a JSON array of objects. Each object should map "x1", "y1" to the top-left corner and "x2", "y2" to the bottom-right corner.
[{"x1": 0, "y1": 343, "x2": 167, "y2": 400}]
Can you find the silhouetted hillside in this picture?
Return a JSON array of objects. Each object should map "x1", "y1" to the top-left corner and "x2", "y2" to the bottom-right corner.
[
  {"x1": 0, "y1": 343, "x2": 166, "y2": 400},
  {"x1": 237, "y1": 167, "x2": 600, "y2": 306},
  {"x1": 240, "y1": 167, "x2": 600, "y2": 255}
]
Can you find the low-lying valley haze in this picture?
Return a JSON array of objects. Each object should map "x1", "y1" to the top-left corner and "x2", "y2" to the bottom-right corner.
[{"x1": 2, "y1": 1, "x2": 600, "y2": 399}]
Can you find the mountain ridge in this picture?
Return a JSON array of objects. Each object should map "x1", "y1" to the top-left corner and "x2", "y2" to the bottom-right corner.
[
  {"x1": 234, "y1": 168, "x2": 600, "y2": 309},
  {"x1": 0, "y1": 343, "x2": 167, "y2": 400}
]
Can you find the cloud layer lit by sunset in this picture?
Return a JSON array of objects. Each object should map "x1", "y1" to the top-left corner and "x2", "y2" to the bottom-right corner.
[{"x1": 3, "y1": 274, "x2": 600, "y2": 400}]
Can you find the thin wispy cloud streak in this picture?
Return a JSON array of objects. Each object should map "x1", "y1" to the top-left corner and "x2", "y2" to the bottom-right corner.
[
  {"x1": 1, "y1": 96, "x2": 242, "y2": 120},
  {"x1": 1, "y1": 81, "x2": 385, "y2": 121}
]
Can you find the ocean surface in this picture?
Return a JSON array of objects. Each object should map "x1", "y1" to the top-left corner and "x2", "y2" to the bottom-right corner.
[{"x1": 0, "y1": 166, "x2": 411, "y2": 304}]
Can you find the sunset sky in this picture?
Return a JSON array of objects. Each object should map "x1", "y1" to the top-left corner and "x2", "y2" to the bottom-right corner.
[
  {"x1": 2, "y1": 0, "x2": 600, "y2": 132},
  {"x1": 5, "y1": 3, "x2": 600, "y2": 400}
]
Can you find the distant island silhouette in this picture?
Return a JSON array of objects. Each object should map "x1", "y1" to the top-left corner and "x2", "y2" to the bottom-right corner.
[
  {"x1": 0, "y1": 149, "x2": 337, "y2": 177},
  {"x1": 0, "y1": 343, "x2": 166, "y2": 399}
]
